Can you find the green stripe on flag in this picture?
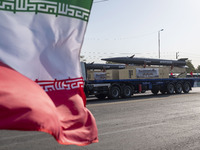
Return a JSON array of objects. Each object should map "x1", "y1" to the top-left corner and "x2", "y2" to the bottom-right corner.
[{"x1": 0, "y1": 0, "x2": 93, "y2": 21}]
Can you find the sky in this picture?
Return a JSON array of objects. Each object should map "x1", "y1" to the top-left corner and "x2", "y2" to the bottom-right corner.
[{"x1": 81, "y1": 0, "x2": 200, "y2": 68}]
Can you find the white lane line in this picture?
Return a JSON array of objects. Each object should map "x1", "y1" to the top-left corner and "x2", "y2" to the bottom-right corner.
[{"x1": 99, "y1": 123, "x2": 165, "y2": 136}]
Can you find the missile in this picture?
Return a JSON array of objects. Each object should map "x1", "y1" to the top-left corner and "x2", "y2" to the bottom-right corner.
[
  {"x1": 101, "y1": 57, "x2": 187, "y2": 66},
  {"x1": 86, "y1": 63, "x2": 125, "y2": 69}
]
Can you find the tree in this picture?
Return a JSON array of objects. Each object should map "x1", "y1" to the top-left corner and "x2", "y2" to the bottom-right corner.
[
  {"x1": 196, "y1": 65, "x2": 200, "y2": 73},
  {"x1": 186, "y1": 60, "x2": 196, "y2": 73}
]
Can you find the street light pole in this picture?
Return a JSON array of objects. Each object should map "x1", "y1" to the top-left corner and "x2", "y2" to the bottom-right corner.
[{"x1": 158, "y1": 29, "x2": 164, "y2": 59}]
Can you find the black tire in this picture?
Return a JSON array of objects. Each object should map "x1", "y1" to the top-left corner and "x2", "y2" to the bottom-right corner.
[
  {"x1": 151, "y1": 88, "x2": 159, "y2": 95},
  {"x1": 167, "y1": 83, "x2": 175, "y2": 94},
  {"x1": 95, "y1": 94, "x2": 107, "y2": 99},
  {"x1": 122, "y1": 85, "x2": 133, "y2": 98},
  {"x1": 183, "y1": 82, "x2": 191, "y2": 93},
  {"x1": 109, "y1": 86, "x2": 120, "y2": 99},
  {"x1": 175, "y1": 83, "x2": 183, "y2": 94}
]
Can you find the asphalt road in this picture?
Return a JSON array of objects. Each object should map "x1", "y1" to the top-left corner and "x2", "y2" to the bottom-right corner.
[{"x1": 1, "y1": 88, "x2": 200, "y2": 150}]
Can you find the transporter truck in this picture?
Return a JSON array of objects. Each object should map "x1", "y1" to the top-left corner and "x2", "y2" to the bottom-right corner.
[{"x1": 81, "y1": 57, "x2": 199, "y2": 99}]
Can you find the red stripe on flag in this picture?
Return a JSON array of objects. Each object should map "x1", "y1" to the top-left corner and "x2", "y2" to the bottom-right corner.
[
  {"x1": 0, "y1": 62, "x2": 61, "y2": 138},
  {"x1": 0, "y1": 62, "x2": 98, "y2": 146}
]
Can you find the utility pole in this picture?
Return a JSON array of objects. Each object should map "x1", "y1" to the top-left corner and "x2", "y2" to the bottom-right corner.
[
  {"x1": 158, "y1": 29, "x2": 164, "y2": 59},
  {"x1": 176, "y1": 52, "x2": 179, "y2": 59}
]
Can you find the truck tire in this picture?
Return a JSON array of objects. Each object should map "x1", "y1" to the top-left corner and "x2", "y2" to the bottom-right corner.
[
  {"x1": 151, "y1": 88, "x2": 159, "y2": 95},
  {"x1": 122, "y1": 85, "x2": 133, "y2": 98},
  {"x1": 175, "y1": 82, "x2": 182, "y2": 94},
  {"x1": 95, "y1": 94, "x2": 107, "y2": 99},
  {"x1": 167, "y1": 83, "x2": 175, "y2": 94},
  {"x1": 109, "y1": 86, "x2": 120, "y2": 99},
  {"x1": 183, "y1": 82, "x2": 190, "y2": 93}
]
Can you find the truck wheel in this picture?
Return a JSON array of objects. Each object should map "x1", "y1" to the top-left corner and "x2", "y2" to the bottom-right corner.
[
  {"x1": 151, "y1": 88, "x2": 159, "y2": 95},
  {"x1": 175, "y1": 82, "x2": 182, "y2": 94},
  {"x1": 96, "y1": 94, "x2": 107, "y2": 99},
  {"x1": 122, "y1": 85, "x2": 133, "y2": 98},
  {"x1": 160, "y1": 89, "x2": 166, "y2": 94},
  {"x1": 183, "y1": 82, "x2": 191, "y2": 93},
  {"x1": 109, "y1": 86, "x2": 120, "y2": 99},
  {"x1": 167, "y1": 83, "x2": 174, "y2": 94}
]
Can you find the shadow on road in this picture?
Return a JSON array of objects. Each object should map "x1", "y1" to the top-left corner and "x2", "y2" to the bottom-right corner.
[
  {"x1": 86, "y1": 93, "x2": 172, "y2": 105},
  {"x1": 85, "y1": 90, "x2": 200, "y2": 105}
]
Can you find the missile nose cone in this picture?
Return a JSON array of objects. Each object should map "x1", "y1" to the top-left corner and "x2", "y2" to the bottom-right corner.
[
  {"x1": 101, "y1": 58, "x2": 113, "y2": 61},
  {"x1": 102, "y1": 57, "x2": 130, "y2": 64},
  {"x1": 101, "y1": 58, "x2": 107, "y2": 61}
]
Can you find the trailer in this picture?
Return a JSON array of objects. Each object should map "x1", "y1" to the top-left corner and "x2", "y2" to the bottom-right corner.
[
  {"x1": 85, "y1": 78, "x2": 196, "y2": 99},
  {"x1": 81, "y1": 59, "x2": 200, "y2": 99}
]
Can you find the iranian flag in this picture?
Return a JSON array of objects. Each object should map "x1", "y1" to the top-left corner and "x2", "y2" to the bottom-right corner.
[{"x1": 0, "y1": 0, "x2": 98, "y2": 146}]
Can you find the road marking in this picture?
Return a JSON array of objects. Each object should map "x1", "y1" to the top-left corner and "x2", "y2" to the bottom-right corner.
[
  {"x1": 87, "y1": 95, "x2": 173, "y2": 107},
  {"x1": 99, "y1": 122, "x2": 165, "y2": 136}
]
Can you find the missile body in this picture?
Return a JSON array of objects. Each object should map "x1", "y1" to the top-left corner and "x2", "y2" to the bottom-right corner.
[{"x1": 101, "y1": 57, "x2": 187, "y2": 66}]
